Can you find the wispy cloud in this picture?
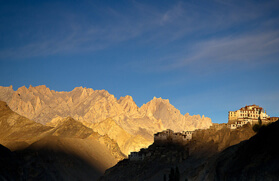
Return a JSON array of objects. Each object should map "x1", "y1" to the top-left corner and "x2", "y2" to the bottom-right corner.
[
  {"x1": 0, "y1": 0, "x2": 278, "y2": 61},
  {"x1": 0, "y1": 1, "x2": 162, "y2": 60},
  {"x1": 183, "y1": 30, "x2": 279, "y2": 64},
  {"x1": 130, "y1": 27, "x2": 279, "y2": 74}
]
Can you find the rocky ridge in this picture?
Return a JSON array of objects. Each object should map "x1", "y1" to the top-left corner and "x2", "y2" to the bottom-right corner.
[{"x1": 0, "y1": 85, "x2": 212, "y2": 131}]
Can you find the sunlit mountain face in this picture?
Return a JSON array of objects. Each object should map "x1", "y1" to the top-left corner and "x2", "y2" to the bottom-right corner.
[{"x1": 0, "y1": 85, "x2": 212, "y2": 156}]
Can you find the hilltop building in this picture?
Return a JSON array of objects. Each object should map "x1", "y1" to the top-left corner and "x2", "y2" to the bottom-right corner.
[
  {"x1": 228, "y1": 104, "x2": 270, "y2": 124},
  {"x1": 129, "y1": 148, "x2": 151, "y2": 161},
  {"x1": 154, "y1": 129, "x2": 193, "y2": 145},
  {"x1": 128, "y1": 129, "x2": 191, "y2": 161}
]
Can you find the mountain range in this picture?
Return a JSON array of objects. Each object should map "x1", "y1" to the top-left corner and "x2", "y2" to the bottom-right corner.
[{"x1": 0, "y1": 85, "x2": 212, "y2": 155}]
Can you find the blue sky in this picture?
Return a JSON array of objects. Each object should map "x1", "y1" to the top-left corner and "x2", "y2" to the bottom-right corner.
[{"x1": 0, "y1": 0, "x2": 279, "y2": 123}]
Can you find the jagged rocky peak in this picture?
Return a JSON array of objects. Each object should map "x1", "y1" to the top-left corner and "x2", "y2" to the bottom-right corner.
[
  {"x1": 71, "y1": 86, "x2": 92, "y2": 95},
  {"x1": 28, "y1": 85, "x2": 38, "y2": 94},
  {"x1": 118, "y1": 95, "x2": 133, "y2": 102},
  {"x1": 17, "y1": 85, "x2": 29, "y2": 94},
  {"x1": 118, "y1": 95, "x2": 138, "y2": 113},
  {"x1": 95, "y1": 89, "x2": 111, "y2": 97},
  {"x1": 71, "y1": 86, "x2": 85, "y2": 95},
  {"x1": 152, "y1": 96, "x2": 170, "y2": 103},
  {"x1": 146, "y1": 97, "x2": 172, "y2": 109},
  {"x1": 25, "y1": 85, "x2": 53, "y2": 97},
  {"x1": 140, "y1": 96, "x2": 178, "y2": 116},
  {"x1": 72, "y1": 86, "x2": 84, "y2": 91}
]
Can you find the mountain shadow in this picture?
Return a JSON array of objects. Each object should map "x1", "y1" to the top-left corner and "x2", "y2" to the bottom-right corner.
[
  {"x1": 211, "y1": 120, "x2": 279, "y2": 180},
  {"x1": 193, "y1": 120, "x2": 279, "y2": 181},
  {"x1": 0, "y1": 143, "x2": 102, "y2": 181}
]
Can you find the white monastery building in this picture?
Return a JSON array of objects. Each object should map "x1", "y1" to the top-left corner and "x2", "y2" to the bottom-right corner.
[
  {"x1": 228, "y1": 104, "x2": 270, "y2": 124},
  {"x1": 154, "y1": 129, "x2": 193, "y2": 144}
]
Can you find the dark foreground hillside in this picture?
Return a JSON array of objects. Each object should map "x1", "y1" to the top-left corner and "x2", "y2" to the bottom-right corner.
[
  {"x1": 199, "y1": 120, "x2": 279, "y2": 181},
  {"x1": 100, "y1": 121, "x2": 279, "y2": 181},
  {"x1": 0, "y1": 143, "x2": 102, "y2": 181}
]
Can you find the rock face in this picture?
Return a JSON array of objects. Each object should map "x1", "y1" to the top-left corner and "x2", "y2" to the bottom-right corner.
[
  {"x1": 0, "y1": 85, "x2": 212, "y2": 155},
  {"x1": 89, "y1": 118, "x2": 151, "y2": 155},
  {"x1": 0, "y1": 101, "x2": 125, "y2": 180},
  {"x1": 46, "y1": 117, "x2": 94, "y2": 139},
  {"x1": 140, "y1": 97, "x2": 212, "y2": 131}
]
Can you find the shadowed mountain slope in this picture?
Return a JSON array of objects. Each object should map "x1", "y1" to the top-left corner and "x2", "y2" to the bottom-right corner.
[
  {"x1": 0, "y1": 101, "x2": 124, "y2": 180},
  {"x1": 0, "y1": 101, "x2": 53, "y2": 150},
  {"x1": 199, "y1": 120, "x2": 279, "y2": 181},
  {"x1": 100, "y1": 124, "x2": 262, "y2": 181},
  {"x1": 0, "y1": 143, "x2": 103, "y2": 181}
]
